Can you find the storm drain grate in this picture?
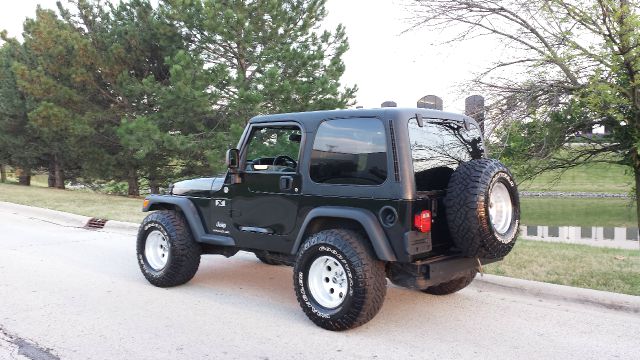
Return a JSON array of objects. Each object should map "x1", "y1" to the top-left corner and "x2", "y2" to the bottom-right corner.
[{"x1": 85, "y1": 218, "x2": 108, "y2": 230}]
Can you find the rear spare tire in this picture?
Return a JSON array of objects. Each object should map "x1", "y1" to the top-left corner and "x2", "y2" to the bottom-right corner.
[{"x1": 445, "y1": 159, "x2": 519, "y2": 258}]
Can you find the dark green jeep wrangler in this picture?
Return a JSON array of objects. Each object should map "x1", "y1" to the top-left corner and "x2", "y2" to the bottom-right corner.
[{"x1": 137, "y1": 108, "x2": 519, "y2": 330}]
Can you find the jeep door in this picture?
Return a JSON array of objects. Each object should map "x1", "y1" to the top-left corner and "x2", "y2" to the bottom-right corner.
[{"x1": 230, "y1": 123, "x2": 303, "y2": 252}]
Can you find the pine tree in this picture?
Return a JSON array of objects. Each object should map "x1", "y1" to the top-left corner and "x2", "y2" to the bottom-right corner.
[
  {"x1": 0, "y1": 40, "x2": 44, "y2": 186},
  {"x1": 2, "y1": 0, "x2": 357, "y2": 193},
  {"x1": 61, "y1": 0, "x2": 216, "y2": 195},
  {"x1": 11, "y1": 8, "x2": 100, "y2": 189},
  {"x1": 161, "y1": 0, "x2": 357, "y2": 168}
]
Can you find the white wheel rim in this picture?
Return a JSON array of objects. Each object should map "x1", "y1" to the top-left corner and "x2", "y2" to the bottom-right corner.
[
  {"x1": 488, "y1": 182, "x2": 514, "y2": 237},
  {"x1": 307, "y1": 255, "x2": 348, "y2": 309},
  {"x1": 145, "y1": 230, "x2": 169, "y2": 271}
]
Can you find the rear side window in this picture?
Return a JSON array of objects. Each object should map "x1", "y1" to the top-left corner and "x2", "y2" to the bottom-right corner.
[
  {"x1": 408, "y1": 118, "x2": 484, "y2": 173},
  {"x1": 310, "y1": 118, "x2": 388, "y2": 185}
]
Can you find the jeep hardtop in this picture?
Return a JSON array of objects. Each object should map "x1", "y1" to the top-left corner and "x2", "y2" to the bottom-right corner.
[{"x1": 137, "y1": 107, "x2": 520, "y2": 330}]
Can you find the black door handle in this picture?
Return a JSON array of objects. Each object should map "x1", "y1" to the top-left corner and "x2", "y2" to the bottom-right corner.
[{"x1": 279, "y1": 176, "x2": 293, "y2": 190}]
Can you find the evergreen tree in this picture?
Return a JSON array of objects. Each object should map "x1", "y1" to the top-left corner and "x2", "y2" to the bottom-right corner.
[
  {"x1": 63, "y1": 0, "x2": 216, "y2": 195},
  {"x1": 161, "y1": 0, "x2": 357, "y2": 168},
  {"x1": 11, "y1": 8, "x2": 100, "y2": 189},
  {"x1": 0, "y1": 39, "x2": 45, "y2": 186},
  {"x1": 2, "y1": 0, "x2": 356, "y2": 194}
]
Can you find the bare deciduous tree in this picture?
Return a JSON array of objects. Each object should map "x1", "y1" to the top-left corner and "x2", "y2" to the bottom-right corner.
[{"x1": 408, "y1": 0, "x2": 640, "y2": 226}]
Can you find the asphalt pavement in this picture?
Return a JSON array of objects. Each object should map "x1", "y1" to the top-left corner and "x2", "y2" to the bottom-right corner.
[{"x1": 0, "y1": 205, "x2": 639, "y2": 360}]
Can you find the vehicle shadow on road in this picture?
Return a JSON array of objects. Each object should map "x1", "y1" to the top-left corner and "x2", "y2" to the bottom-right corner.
[
  {"x1": 184, "y1": 254, "x2": 301, "y2": 314},
  {"x1": 181, "y1": 252, "x2": 485, "y2": 331}
]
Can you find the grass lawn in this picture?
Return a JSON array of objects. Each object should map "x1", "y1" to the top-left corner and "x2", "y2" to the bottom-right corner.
[
  {"x1": 518, "y1": 162, "x2": 633, "y2": 194},
  {"x1": 2, "y1": 182, "x2": 636, "y2": 227},
  {"x1": 0, "y1": 182, "x2": 145, "y2": 223},
  {"x1": 484, "y1": 240, "x2": 640, "y2": 296},
  {"x1": 520, "y1": 197, "x2": 637, "y2": 227}
]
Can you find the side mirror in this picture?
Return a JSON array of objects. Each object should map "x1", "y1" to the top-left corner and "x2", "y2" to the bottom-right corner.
[
  {"x1": 288, "y1": 133, "x2": 302, "y2": 143},
  {"x1": 226, "y1": 148, "x2": 239, "y2": 169}
]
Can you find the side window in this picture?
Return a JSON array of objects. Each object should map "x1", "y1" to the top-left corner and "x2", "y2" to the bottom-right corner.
[
  {"x1": 408, "y1": 118, "x2": 484, "y2": 172},
  {"x1": 310, "y1": 118, "x2": 388, "y2": 185},
  {"x1": 245, "y1": 126, "x2": 302, "y2": 172}
]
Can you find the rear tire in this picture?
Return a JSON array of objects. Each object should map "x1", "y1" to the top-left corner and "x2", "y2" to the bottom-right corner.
[
  {"x1": 421, "y1": 270, "x2": 477, "y2": 295},
  {"x1": 293, "y1": 229, "x2": 387, "y2": 331},
  {"x1": 445, "y1": 159, "x2": 520, "y2": 258},
  {"x1": 255, "y1": 253, "x2": 283, "y2": 266},
  {"x1": 137, "y1": 210, "x2": 201, "y2": 287}
]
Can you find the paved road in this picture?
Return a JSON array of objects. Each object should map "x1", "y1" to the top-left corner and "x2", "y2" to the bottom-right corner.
[{"x1": 1, "y1": 209, "x2": 639, "y2": 360}]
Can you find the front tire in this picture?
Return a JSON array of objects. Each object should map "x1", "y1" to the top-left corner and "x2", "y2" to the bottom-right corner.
[
  {"x1": 293, "y1": 229, "x2": 387, "y2": 331},
  {"x1": 136, "y1": 210, "x2": 201, "y2": 287}
]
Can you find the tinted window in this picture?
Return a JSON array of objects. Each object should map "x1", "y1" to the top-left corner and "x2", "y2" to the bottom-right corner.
[
  {"x1": 245, "y1": 126, "x2": 301, "y2": 172},
  {"x1": 310, "y1": 118, "x2": 387, "y2": 185},
  {"x1": 408, "y1": 119, "x2": 484, "y2": 172}
]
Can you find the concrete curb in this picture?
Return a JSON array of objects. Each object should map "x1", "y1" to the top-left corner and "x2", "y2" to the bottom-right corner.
[
  {"x1": 0, "y1": 201, "x2": 90, "y2": 228},
  {"x1": 1, "y1": 201, "x2": 638, "y2": 314},
  {"x1": 473, "y1": 274, "x2": 640, "y2": 314},
  {"x1": 0, "y1": 201, "x2": 139, "y2": 234}
]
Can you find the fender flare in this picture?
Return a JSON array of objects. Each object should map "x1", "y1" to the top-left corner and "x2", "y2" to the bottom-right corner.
[
  {"x1": 143, "y1": 195, "x2": 234, "y2": 246},
  {"x1": 291, "y1": 206, "x2": 397, "y2": 261}
]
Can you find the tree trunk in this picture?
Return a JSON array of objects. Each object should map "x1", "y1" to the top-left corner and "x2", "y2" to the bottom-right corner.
[
  {"x1": 149, "y1": 178, "x2": 160, "y2": 194},
  {"x1": 48, "y1": 159, "x2": 55, "y2": 187},
  {"x1": 635, "y1": 163, "x2": 640, "y2": 239},
  {"x1": 53, "y1": 155, "x2": 65, "y2": 189},
  {"x1": 16, "y1": 167, "x2": 31, "y2": 186},
  {"x1": 0, "y1": 164, "x2": 6, "y2": 183},
  {"x1": 127, "y1": 169, "x2": 140, "y2": 197}
]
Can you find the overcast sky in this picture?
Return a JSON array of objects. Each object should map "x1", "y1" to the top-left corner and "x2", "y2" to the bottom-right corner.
[
  {"x1": 324, "y1": 0, "x2": 500, "y2": 112},
  {"x1": 0, "y1": 0, "x2": 499, "y2": 113}
]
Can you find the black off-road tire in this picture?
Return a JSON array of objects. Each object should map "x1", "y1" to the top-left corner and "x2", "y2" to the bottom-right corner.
[
  {"x1": 445, "y1": 159, "x2": 520, "y2": 259},
  {"x1": 137, "y1": 210, "x2": 201, "y2": 287},
  {"x1": 422, "y1": 269, "x2": 477, "y2": 295},
  {"x1": 255, "y1": 253, "x2": 283, "y2": 266},
  {"x1": 293, "y1": 229, "x2": 387, "y2": 331}
]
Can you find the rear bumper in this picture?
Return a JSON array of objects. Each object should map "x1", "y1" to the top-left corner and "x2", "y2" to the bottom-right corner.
[{"x1": 387, "y1": 255, "x2": 501, "y2": 290}]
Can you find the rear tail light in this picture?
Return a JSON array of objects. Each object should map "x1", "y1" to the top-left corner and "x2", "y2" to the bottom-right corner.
[{"x1": 414, "y1": 210, "x2": 432, "y2": 233}]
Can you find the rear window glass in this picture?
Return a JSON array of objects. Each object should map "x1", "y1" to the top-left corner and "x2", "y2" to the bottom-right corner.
[
  {"x1": 408, "y1": 118, "x2": 484, "y2": 173},
  {"x1": 310, "y1": 118, "x2": 388, "y2": 185}
]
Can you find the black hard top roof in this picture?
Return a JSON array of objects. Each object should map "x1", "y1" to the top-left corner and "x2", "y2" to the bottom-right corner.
[{"x1": 248, "y1": 107, "x2": 478, "y2": 127}]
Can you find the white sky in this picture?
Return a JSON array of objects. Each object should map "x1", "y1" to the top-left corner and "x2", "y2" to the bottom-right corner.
[
  {"x1": 324, "y1": 0, "x2": 499, "y2": 112},
  {"x1": 1, "y1": 0, "x2": 498, "y2": 113}
]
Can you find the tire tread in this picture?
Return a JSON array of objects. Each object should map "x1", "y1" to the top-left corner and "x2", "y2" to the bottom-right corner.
[
  {"x1": 422, "y1": 270, "x2": 477, "y2": 295},
  {"x1": 137, "y1": 210, "x2": 201, "y2": 287},
  {"x1": 293, "y1": 229, "x2": 387, "y2": 331},
  {"x1": 445, "y1": 159, "x2": 519, "y2": 258}
]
